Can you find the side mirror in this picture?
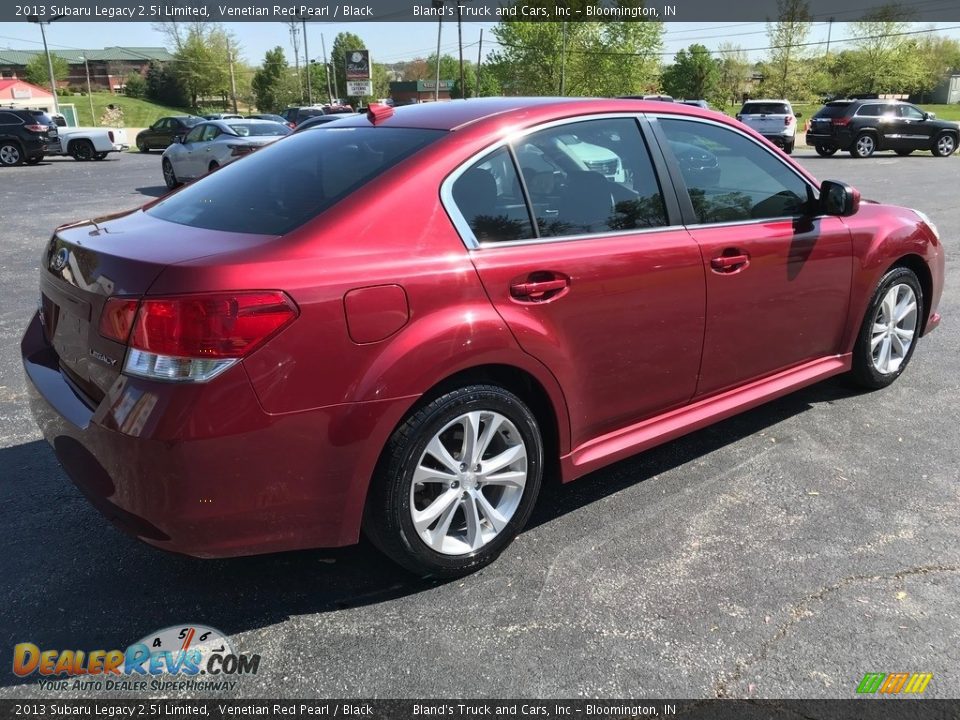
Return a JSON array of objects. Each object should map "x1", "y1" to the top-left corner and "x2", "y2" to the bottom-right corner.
[
  {"x1": 820, "y1": 180, "x2": 860, "y2": 217},
  {"x1": 795, "y1": 111, "x2": 803, "y2": 118},
  {"x1": 172, "y1": 135, "x2": 183, "y2": 144}
]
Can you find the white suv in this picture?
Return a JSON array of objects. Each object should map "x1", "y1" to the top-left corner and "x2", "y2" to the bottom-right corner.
[{"x1": 736, "y1": 100, "x2": 800, "y2": 154}]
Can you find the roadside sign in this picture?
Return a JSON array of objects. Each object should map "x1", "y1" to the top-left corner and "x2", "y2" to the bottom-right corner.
[
  {"x1": 347, "y1": 80, "x2": 373, "y2": 97},
  {"x1": 345, "y1": 50, "x2": 371, "y2": 81}
]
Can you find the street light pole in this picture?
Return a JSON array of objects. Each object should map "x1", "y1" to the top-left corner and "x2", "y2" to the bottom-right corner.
[
  {"x1": 78, "y1": 55, "x2": 94, "y2": 123},
  {"x1": 302, "y1": 18, "x2": 312, "y2": 105},
  {"x1": 320, "y1": 34, "x2": 334, "y2": 104},
  {"x1": 433, "y1": 0, "x2": 443, "y2": 102}
]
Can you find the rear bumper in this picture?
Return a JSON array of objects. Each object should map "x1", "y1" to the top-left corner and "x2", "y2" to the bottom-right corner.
[
  {"x1": 21, "y1": 312, "x2": 413, "y2": 558},
  {"x1": 806, "y1": 130, "x2": 853, "y2": 150}
]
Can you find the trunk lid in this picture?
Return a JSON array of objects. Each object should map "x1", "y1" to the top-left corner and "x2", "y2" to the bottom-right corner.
[{"x1": 39, "y1": 209, "x2": 276, "y2": 402}]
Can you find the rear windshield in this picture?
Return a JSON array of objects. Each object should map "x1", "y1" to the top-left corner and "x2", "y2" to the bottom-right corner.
[
  {"x1": 227, "y1": 121, "x2": 290, "y2": 137},
  {"x1": 813, "y1": 103, "x2": 852, "y2": 119},
  {"x1": 147, "y1": 127, "x2": 444, "y2": 235},
  {"x1": 29, "y1": 111, "x2": 54, "y2": 125},
  {"x1": 180, "y1": 117, "x2": 203, "y2": 127},
  {"x1": 741, "y1": 102, "x2": 790, "y2": 115}
]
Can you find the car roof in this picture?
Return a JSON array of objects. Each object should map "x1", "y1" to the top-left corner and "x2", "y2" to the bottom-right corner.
[
  {"x1": 324, "y1": 97, "x2": 729, "y2": 132},
  {"x1": 742, "y1": 99, "x2": 791, "y2": 104}
]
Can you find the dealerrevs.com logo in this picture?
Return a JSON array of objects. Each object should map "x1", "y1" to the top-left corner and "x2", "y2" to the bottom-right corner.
[{"x1": 13, "y1": 625, "x2": 260, "y2": 692}]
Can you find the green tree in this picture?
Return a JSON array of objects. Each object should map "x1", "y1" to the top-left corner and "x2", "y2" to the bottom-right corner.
[
  {"x1": 145, "y1": 61, "x2": 188, "y2": 107},
  {"x1": 24, "y1": 53, "x2": 69, "y2": 88},
  {"x1": 912, "y1": 35, "x2": 960, "y2": 100},
  {"x1": 661, "y1": 44, "x2": 719, "y2": 101},
  {"x1": 123, "y1": 72, "x2": 147, "y2": 99},
  {"x1": 330, "y1": 31, "x2": 367, "y2": 103},
  {"x1": 252, "y1": 47, "x2": 300, "y2": 112},
  {"x1": 764, "y1": 0, "x2": 812, "y2": 99},
  {"x1": 847, "y1": 4, "x2": 915, "y2": 93},
  {"x1": 715, "y1": 43, "x2": 751, "y2": 108}
]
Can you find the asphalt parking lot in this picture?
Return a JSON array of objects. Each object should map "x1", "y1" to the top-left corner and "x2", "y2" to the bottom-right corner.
[{"x1": 0, "y1": 148, "x2": 958, "y2": 699}]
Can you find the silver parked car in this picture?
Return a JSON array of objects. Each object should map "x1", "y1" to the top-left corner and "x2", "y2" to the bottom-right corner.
[{"x1": 161, "y1": 119, "x2": 291, "y2": 189}]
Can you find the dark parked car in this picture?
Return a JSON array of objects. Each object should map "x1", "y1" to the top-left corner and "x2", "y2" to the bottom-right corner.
[
  {"x1": 247, "y1": 113, "x2": 294, "y2": 128},
  {"x1": 291, "y1": 114, "x2": 351, "y2": 133},
  {"x1": 0, "y1": 108, "x2": 57, "y2": 166},
  {"x1": 23, "y1": 98, "x2": 944, "y2": 577},
  {"x1": 807, "y1": 99, "x2": 959, "y2": 158},
  {"x1": 135, "y1": 116, "x2": 202, "y2": 152}
]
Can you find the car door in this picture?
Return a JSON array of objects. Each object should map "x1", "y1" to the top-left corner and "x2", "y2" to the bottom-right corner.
[
  {"x1": 652, "y1": 115, "x2": 853, "y2": 398},
  {"x1": 447, "y1": 116, "x2": 707, "y2": 448},
  {"x1": 144, "y1": 118, "x2": 167, "y2": 147},
  {"x1": 196, "y1": 124, "x2": 223, "y2": 173},
  {"x1": 896, "y1": 104, "x2": 935, "y2": 150},
  {"x1": 176, "y1": 124, "x2": 207, "y2": 178}
]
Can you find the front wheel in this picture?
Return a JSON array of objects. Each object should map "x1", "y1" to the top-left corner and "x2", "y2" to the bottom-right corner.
[
  {"x1": 849, "y1": 267, "x2": 923, "y2": 389},
  {"x1": 162, "y1": 158, "x2": 180, "y2": 189},
  {"x1": 815, "y1": 145, "x2": 838, "y2": 157},
  {"x1": 364, "y1": 385, "x2": 544, "y2": 577},
  {"x1": 932, "y1": 133, "x2": 957, "y2": 157},
  {"x1": 94, "y1": 152, "x2": 108, "y2": 161},
  {"x1": 70, "y1": 140, "x2": 94, "y2": 161},
  {"x1": 137, "y1": 138, "x2": 149, "y2": 153}
]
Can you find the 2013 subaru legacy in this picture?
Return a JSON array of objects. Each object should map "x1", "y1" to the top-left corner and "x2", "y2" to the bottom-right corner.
[{"x1": 22, "y1": 98, "x2": 944, "y2": 576}]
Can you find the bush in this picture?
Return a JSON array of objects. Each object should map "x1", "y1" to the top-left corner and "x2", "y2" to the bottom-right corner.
[{"x1": 124, "y1": 73, "x2": 147, "y2": 99}]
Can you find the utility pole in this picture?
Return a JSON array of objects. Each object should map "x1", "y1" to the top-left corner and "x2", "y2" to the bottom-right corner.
[
  {"x1": 560, "y1": 21, "x2": 567, "y2": 96},
  {"x1": 29, "y1": 16, "x2": 62, "y2": 115},
  {"x1": 433, "y1": 0, "x2": 443, "y2": 102},
  {"x1": 457, "y1": 4, "x2": 464, "y2": 98},
  {"x1": 825, "y1": 17, "x2": 835, "y2": 56},
  {"x1": 320, "y1": 33, "x2": 334, "y2": 103},
  {"x1": 476, "y1": 29, "x2": 483, "y2": 98},
  {"x1": 302, "y1": 18, "x2": 312, "y2": 105},
  {"x1": 78, "y1": 55, "x2": 94, "y2": 122},
  {"x1": 227, "y1": 40, "x2": 238, "y2": 114}
]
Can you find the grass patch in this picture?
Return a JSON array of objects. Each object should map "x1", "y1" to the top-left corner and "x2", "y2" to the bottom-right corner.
[{"x1": 61, "y1": 92, "x2": 193, "y2": 128}]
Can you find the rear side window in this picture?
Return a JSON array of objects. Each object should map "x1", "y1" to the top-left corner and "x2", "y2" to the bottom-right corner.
[
  {"x1": 452, "y1": 147, "x2": 535, "y2": 243},
  {"x1": 813, "y1": 103, "x2": 851, "y2": 119},
  {"x1": 148, "y1": 127, "x2": 444, "y2": 235},
  {"x1": 0, "y1": 112, "x2": 22, "y2": 125},
  {"x1": 741, "y1": 103, "x2": 790, "y2": 115}
]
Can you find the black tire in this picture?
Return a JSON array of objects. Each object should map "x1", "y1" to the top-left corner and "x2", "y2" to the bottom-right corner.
[
  {"x1": 850, "y1": 132, "x2": 877, "y2": 158},
  {"x1": 849, "y1": 266, "x2": 923, "y2": 390},
  {"x1": 70, "y1": 140, "x2": 94, "y2": 161},
  {"x1": 932, "y1": 132, "x2": 957, "y2": 157},
  {"x1": 895, "y1": 149, "x2": 913, "y2": 156},
  {"x1": 364, "y1": 385, "x2": 544, "y2": 578},
  {"x1": 94, "y1": 152, "x2": 108, "y2": 160},
  {"x1": 25, "y1": 156, "x2": 42, "y2": 165},
  {"x1": 137, "y1": 137, "x2": 149, "y2": 153},
  {"x1": 815, "y1": 145, "x2": 838, "y2": 157},
  {"x1": 784, "y1": 139, "x2": 794, "y2": 155},
  {"x1": 208, "y1": 161, "x2": 219, "y2": 172},
  {"x1": 162, "y1": 158, "x2": 180, "y2": 189},
  {"x1": 0, "y1": 141, "x2": 24, "y2": 166}
]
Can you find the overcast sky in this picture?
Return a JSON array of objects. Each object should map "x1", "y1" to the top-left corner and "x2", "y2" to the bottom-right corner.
[{"x1": 2, "y1": 21, "x2": 959, "y2": 68}]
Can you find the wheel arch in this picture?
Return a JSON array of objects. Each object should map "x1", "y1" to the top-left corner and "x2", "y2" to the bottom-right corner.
[{"x1": 889, "y1": 253, "x2": 933, "y2": 335}]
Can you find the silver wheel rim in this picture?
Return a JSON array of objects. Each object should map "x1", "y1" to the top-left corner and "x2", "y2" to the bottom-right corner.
[
  {"x1": 871, "y1": 283, "x2": 918, "y2": 374},
  {"x1": 163, "y1": 161, "x2": 175, "y2": 185},
  {"x1": 857, "y1": 136, "x2": 874, "y2": 155},
  {"x1": 410, "y1": 410, "x2": 527, "y2": 556},
  {"x1": 0, "y1": 145, "x2": 20, "y2": 164},
  {"x1": 938, "y1": 135, "x2": 955, "y2": 155}
]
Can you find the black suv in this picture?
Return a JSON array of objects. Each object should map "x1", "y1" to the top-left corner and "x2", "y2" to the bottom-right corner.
[
  {"x1": 807, "y1": 99, "x2": 959, "y2": 158},
  {"x1": 0, "y1": 108, "x2": 58, "y2": 166}
]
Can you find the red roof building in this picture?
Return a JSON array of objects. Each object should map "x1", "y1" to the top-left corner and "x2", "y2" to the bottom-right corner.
[{"x1": 0, "y1": 78, "x2": 56, "y2": 112}]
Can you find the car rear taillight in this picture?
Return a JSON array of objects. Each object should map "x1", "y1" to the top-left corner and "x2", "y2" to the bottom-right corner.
[
  {"x1": 831, "y1": 117, "x2": 851, "y2": 126},
  {"x1": 98, "y1": 292, "x2": 298, "y2": 382},
  {"x1": 108, "y1": 131, "x2": 115, "y2": 143},
  {"x1": 228, "y1": 143, "x2": 254, "y2": 157},
  {"x1": 785, "y1": 116, "x2": 794, "y2": 126},
  {"x1": 24, "y1": 123, "x2": 48, "y2": 132}
]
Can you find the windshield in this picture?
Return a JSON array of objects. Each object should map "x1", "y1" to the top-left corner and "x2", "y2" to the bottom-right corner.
[
  {"x1": 741, "y1": 103, "x2": 790, "y2": 115},
  {"x1": 228, "y1": 121, "x2": 290, "y2": 137},
  {"x1": 148, "y1": 127, "x2": 444, "y2": 235}
]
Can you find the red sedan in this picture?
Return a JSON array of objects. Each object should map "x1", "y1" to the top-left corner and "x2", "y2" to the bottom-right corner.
[{"x1": 22, "y1": 98, "x2": 944, "y2": 576}]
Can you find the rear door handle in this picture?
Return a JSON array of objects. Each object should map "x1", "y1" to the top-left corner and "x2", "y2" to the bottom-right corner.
[
  {"x1": 510, "y1": 276, "x2": 570, "y2": 301},
  {"x1": 710, "y1": 254, "x2": 750, "y2": 272}
]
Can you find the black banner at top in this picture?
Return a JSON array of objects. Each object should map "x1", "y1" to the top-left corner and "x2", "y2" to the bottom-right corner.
[{"x1": 5, "y1": 0, "x2": 960, "y2": 22}]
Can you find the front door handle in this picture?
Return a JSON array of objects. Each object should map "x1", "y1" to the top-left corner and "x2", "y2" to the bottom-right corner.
[
  {"x1": 710, "y1": 254, "x2": 750, "y2": 272},
  {"x1": 510, "y1": 274, "x2": 570, "y2": 302}
]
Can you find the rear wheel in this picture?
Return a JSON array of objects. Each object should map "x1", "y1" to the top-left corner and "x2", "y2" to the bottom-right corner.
[
  {"x1": 895, "y1": 149, "x2": 913, "y2": 156},
  {"x1": 364, "y1": 385, "x2": 544, "y2": 577},
  {"x1": 850, "y1": 132, "x2": 877, "y2": 158},
  {"x1": 849, "y1": 267, "x2": 922, "y2": 390},
  {"x1": 0, "y1": 141, "x2": 24, "y2": 166},
  {"x1": 94, "y1": 152, "x2": 108, "y2": 161},
  {"x1": 70, "y1": 140, "x2": 94, "y2": 161},
  {"x1": 784, "y1": 139, "x2": 794, "y2": 155},
  {"x1": 162, "y1": 158, "x2": 180, "y2": 189},
  {"x1": 932, "y1": 133, "x2": 957, "y2": 157},
  {"x1": 815, "y1": 145, "x2": 838, "y2": 157},
  {"x1": 137, "y1": 137, "x2": 149, "y2": 153}
]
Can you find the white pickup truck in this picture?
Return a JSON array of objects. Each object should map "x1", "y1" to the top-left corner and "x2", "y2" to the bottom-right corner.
[{"x1": 46, "y1": 113, "x2": 129, "y2": 161}]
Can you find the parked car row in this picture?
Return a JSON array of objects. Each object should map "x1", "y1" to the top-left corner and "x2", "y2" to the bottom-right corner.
[{"x1": 0, "y1": 108, "x2": 57, "y2": 166}]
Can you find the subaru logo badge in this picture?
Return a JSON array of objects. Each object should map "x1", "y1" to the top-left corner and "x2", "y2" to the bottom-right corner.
[{"x1": 51, "y1": 248, "x2": 69, "y2": 272}]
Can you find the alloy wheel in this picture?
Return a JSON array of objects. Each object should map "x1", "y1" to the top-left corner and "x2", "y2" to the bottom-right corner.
[
  {"x1": 871, "y1": 283, "x2": 918, "y2": 375},
  {"x1": 936, "y1": 134, "x2": 956, "y2": 157},
  {"x1": 162, "y1": 160, "x2": 177, "y2": 188},
  {"x1": 0, "y1": 144, "x2": 21, "y2": 165},
  {"x1": 409, "y1": 410, "x2": 527, "y2": 556},
  {"x1": 855, "y1": 135, "x2": 875, "y2": 157}
]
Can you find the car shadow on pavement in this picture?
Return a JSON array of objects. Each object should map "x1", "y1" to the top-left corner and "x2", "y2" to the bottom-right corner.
[
  {"x1": 0, "y1": 377, "x2": 861, "y2": 686},
  {"x1": 134, "y1": 186, "x2": 168, "y2": 198}
]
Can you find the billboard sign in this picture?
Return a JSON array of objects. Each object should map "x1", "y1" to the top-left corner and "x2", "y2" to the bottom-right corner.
[{"x1": 345, "y1": 50, "x2": 371, "y2": 81}]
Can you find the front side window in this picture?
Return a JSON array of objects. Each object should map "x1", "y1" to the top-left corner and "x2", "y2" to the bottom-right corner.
[
  {"x1": 658, "y1": 118, "x2": 811, "y2": 224},
  {"x1": 513, "y1": 118, "x2": 667, "y2": 237},
  {"x1": 899, "y1": 105, "x2": 925, "y2": 120},
  {"x1": 451, "y1": 147, "x2": 535, "y2": 244}
]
